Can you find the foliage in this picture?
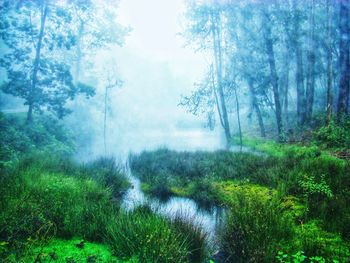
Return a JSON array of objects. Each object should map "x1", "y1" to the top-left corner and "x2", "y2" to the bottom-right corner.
[
  {"x1": 312, "y1": 119, "x2": 350, "y2": 150},
  {"x1": 0, "y1": 113, "x2": 75, "y2": 168},
  {"x1": 0, "y1": 0, "x2": 95, "y2": 120}
]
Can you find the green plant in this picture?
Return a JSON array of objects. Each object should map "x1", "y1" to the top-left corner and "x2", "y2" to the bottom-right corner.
[
  {"x1": 105, "y1": 205, "x2": 207, "y2": 263},
  {"x1": 218, "y1": 191, "x2": 295, "y2": 263}
]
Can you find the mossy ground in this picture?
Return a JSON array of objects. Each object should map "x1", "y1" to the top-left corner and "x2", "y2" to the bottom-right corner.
[{"x1": 18, "y1": 238, "x2": 137, "y2": 263}]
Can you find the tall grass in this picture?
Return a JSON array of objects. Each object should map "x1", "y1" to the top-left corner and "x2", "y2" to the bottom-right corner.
[
  {"x1": 0, "y1": 154, "x2": 208, "y2": 262},
  {"x1": 105, "y1": 205, "x2": 207, "y2": 263},
  {"x1": 218, "y1": 193, "x2": 295, "y2": 263}
]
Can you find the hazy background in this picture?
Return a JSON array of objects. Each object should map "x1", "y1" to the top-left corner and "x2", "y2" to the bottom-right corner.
[{"x1": 72, "y1": 0, "x2": 224, "y2": 159}]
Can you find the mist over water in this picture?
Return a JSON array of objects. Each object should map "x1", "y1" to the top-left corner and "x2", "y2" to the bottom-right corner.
[{"x1": 76, "y1": 0, "x2": 224, "y2": 160}]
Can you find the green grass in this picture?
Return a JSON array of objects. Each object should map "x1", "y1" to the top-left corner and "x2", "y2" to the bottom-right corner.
[
  {"x1": 129, "y1": 146, "x2": 350, "y2": 261},
  {"x1": 0, "y1": 154, "x2": 208, "y2": 262},
  {"x1": 105, "y1": 205, "x2": 208, "y2": 263}
]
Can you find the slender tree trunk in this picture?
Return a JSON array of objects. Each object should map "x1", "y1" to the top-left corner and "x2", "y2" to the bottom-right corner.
[
  {"x1": 306, "y1": 0, "x2": 316, "y2": 124},
  {"x1": 326, "y1": 0, "x2": 333, "y2": 124},
  {"x1": 211, "y1": 65, "x2": 225, "y2": 128},
  {"x1": 248, "y1": 79, "x2": 266, "y2": 137},
  {"x1": 281, "y1": 3, "x2": 292, "y2": 127},
  {"x1": 337, "y1": 0, "x2": 350, "y2": 118},
  {"x1": 211, "y1": 11, "x2": 231, "y2": 148},
  {"x1": 292, "y1": 0, "x2": 306, "y2": 126},
  {"x1": 282, "y1": 44, "x2": 290, "y2": 126},
  {"x1": 234, "y1": 87, "x2": 242, "y2": 151},
  {"x1": 262, "y1": 11, "x2": 284, "y2": 141},
  {"x1": 27, "y1": 0, "x2": 48, "y2": 123}
]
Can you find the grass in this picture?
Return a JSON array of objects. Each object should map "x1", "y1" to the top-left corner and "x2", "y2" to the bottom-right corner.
[
  {"x1": 0, "y1": 154, "x2": 207, "y2": 262},
  {"x1": 105, "y1": 205, "x2": 208, "y2": 263},
  {"x1": 130, "y1": 146, "x2": 350, "y2": 261}
]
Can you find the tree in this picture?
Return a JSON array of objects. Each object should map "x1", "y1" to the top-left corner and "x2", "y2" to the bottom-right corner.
[
  {"x1": 70, "y1": 0, "x2": 128, "y2": 85},
  {"x1": 291, "y1": 0, "x2": 307, "y2": 126},
  {"x1": 337, "y1": 0, "x2": 350, "y2": 118},
  {"x1": 0, "y1": 0, "x2": 94, "y2": 122},
  {"x1": 305, "y1": 0, "x2": 316, "y2": 123},
  {"x1": 99, "y1": 64, "x2": 122, "y2": 155},
  {"x1": 182, "y1": 1, "x2": 232, "y2": 148},
  {"x1": 326, "y1": 0, "x2": 334, "y2": 124},
  {"x1": 261, "y1": 8, "x2": 284, "y2": 140}
]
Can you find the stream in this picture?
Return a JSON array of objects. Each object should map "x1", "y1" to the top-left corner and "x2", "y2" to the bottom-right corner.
[
  {"x1": 121, "y1": 164, "x2": 227, "y2": 250},
  {"x1": 120, "y1": 144, "x2": 262, "y2": 252}
]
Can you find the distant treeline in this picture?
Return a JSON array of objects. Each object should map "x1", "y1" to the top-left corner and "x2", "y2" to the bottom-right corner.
[{"x1": 181, "y1": 0, "x2": 350, "y2": 145}]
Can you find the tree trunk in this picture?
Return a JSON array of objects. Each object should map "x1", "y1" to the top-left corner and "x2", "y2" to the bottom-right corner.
[
  {"x1": 282, "y1": 44, "x2": 290, "y2": 127},
  {"x1": 326, "y1": 0, "x2": 333, "y2": 124},
  {"x1": 337, "y1": 0, "x2": 350, "y2": 118},
  {"x1": 292, "y1": 0, "x2": 306, "y2": 126},
  {"x1": 211, "y1": 11, "x2": 231, "y2": 148},
  {"x1": 234, "y1": 87, "x2": 243, "y2": 151},
  {"x1": 27, "y1": 0, "x2": 49, "y2": 123},
  {"x1": 262, "y1": 11, "x2": 284, "y2": 141},
  {"x1": 306, "y1": 0, "x2": 316, "y2": 124},
  {"x1": 248, "y1": 79, "x2": 266, "y2": 137}
]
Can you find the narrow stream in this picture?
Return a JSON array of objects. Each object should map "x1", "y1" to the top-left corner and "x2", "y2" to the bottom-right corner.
[
  {"x1": 120, "y1": 145, "x2": 262, "y2": 252},
  {"x1": 122, "y1": 169, "x2": 226, "y2": 249}
]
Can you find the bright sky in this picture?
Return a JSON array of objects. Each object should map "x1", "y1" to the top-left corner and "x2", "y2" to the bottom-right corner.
[{"x1": 117, "y1": 0, "x2": 206, "y2": 77}]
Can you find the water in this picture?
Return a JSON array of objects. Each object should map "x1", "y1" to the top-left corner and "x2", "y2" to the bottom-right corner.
[
  {"x1": 120, "y1": 141, "x2": 263, "y2": 250},
  {"x1": 122, "y1": 171, "x2": 226, "y2": 248}
]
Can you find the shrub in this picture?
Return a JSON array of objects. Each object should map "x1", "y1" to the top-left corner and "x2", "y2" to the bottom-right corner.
[
  {"x1": 0, "y1": 113, "x2": 75, "y2": 168},
  {"x1": 313, "y1": 119, "x2": 350, "y2": 150}
]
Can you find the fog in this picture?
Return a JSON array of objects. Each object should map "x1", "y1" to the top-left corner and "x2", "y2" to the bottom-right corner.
[{"x1": 72, "y1": 0, "x2": 224, "y2": 159}]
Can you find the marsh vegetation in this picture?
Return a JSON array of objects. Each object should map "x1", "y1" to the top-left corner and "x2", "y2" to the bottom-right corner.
[{"x1": 1, "y1": 0, "x2": 350, "y2": 262}]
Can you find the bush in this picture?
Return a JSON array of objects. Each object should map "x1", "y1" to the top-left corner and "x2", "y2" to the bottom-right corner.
[
  {"x1": 313, "y1": 119, "x2": 350, "y2": 150},
  {"x1": 0, "y1": 113, "x2": 75, "y2": 169}
]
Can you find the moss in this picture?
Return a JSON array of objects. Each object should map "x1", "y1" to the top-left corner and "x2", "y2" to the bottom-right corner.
[
  {"x1": 214, "y1": 180, "x2": 277, "y2": 206},
  {"x1": 170, "y1": 186, "x2": 190, "y2": 197},
  {"x1": 294, "y1": 221, "x2": 350, "y2": 261},
  {"x1": 140, "y1": 183, "x2": 151, "y2": 194},
  {"x1": 18, "y1": 238, "x2": 136, "y2": 263},
  {"x1": 280, "y1": 196, "x2": 307, "y2": 221}
]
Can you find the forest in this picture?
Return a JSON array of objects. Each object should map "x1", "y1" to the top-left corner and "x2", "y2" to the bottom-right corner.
[{"x1": 0, "y1": 0, "x2": 350, "y2": 262}]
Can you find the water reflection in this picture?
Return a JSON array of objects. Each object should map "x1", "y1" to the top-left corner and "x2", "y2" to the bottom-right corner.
[{"x1": 122, "y1": 174, "x2": 226, "y2": 248}]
